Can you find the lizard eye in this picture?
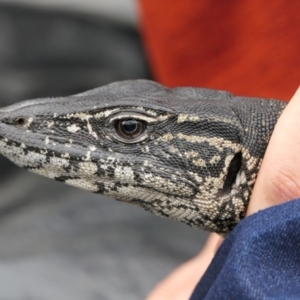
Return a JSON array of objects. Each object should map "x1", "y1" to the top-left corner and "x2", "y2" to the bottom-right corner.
[
  {"x1": 115, "y1": 119, "x2": 146, "y2": 139},
  {"x1": 107, "y1": 110, "x2": 160, "y2": 143}
]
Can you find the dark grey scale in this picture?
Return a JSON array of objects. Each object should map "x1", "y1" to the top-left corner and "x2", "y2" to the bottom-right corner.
[
  {"x1": 50, "y1": 117, "x2": 90, "y2": 143},
  {"x1": 90, "y1": 109, "x2": 120, "y2": 132},
  {"x1": 130, "y1": 198, "x2": 152, "y2": 209},
  {"x1": 94, "y1": 167, "x2": 107, "y2": 178},
  {"x1": 212, "y1": 213, "x2": 241, "y2": 232},
  {"x1": 133, "y1": 172, "x2": 143, "y2": 183},
  {"x1": 23, "y1": 145, "x2": 43, "y2": 156},
  {"x1": 3, "y1": 139, "x2": 15, "y2": 147},
  {"x1": 106, "y1": 166, "x2": 116, "y2": 178},
  {"x1": 23, "y1": 165, "x2": 34, "y2": 171},
  {"x1": 138, "y1": 165, "x2": 198, "y2": 194},
  {"x1": 105, "y1": 184, "x2": 119, "y2": 193},
  {"x1": 54, "y1": 175, "x2": 81, "y2": 183},
  {"x1": 176, "y1": 119, "x2": 242, "y2": 143},
  {"x1": 4, "y1": 139, "x2": 21, "y2": 149},
  {"x1": 154, "y1": 140, "x2": 193, "y2": 170},
  {"x1": 28, "y1": 117, "x2": 47, "y2": 132},
  {"x1": 207, "y1": 150, "x2": 234, "y2": 177},
  {"x1": 232, "y1": 100, "x2": 286, "y2": 157},
  {"x1": 26, "y1": 161, "x2": 45, "y2": 170},
  {"x1": 63, "y1": 160, "x2": 80, "y2": 173},
  {"x1": 95, "y1": 182, "x2": 106, "y2": 194}
]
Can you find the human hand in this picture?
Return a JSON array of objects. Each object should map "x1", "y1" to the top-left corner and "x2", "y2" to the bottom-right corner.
[
  {"x1": 146, "y1": 87, "x2": 300, "y2": 300},
  {"x1": 146, "y1": 233, "x2": 222, "y2": 300},
  {"x1": 246, "y1": 87, "x2": 300, "y2": 215}
]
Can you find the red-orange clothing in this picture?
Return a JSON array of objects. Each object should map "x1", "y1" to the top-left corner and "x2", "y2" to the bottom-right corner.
[{"x1": 139, "y1": 1, "x2": 300, "y2": 101}]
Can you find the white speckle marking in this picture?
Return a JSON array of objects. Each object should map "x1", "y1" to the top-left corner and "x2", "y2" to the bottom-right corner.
[
  {"x1": 86, "y1": 121, "x2": 98, "y2": 139},
  {"x1": 65, "y1": 178, "x2": 98, "y2": 192},
  {"x1": 49, "y1": 157, "x2": 69, "y2": 167},
  {"x1": 27, "y1": 117, "x2": 34, "y2": 126},
  {"x1": 67, "y1": 124, "x2": 81, "y2": 133},
  {"x1": 78, "y1": 161, "x2": 98, "y2": 175},
  {"x1": 114, "y1": 166, "x2": 135, "y2": 182},
  {"x1": 47, "y1": 121, "x2": 54, "y2": 128},
  {"x1": 85, "y1": 151, "x2": 91, "y2": 160},
  {"x1": 177, "y1": 114, "x2": 200, "y2": 123},
  {"x1": 94, "y1": 109, "x2": 119, "y2": 118}
]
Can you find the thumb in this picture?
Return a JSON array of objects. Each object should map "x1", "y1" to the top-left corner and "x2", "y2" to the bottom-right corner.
[{"x1": 247, "y1": 87, "x2": 300, "y2": 216}]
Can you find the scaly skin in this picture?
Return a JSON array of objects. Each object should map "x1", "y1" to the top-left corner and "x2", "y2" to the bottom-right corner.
[{"x1": 0, "y1": 80, "x2": 286, "y2": 234}]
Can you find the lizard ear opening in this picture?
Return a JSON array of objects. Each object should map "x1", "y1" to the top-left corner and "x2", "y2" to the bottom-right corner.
[{"x1": 222, "y1": 152, "x2": 242, "y2": 193}]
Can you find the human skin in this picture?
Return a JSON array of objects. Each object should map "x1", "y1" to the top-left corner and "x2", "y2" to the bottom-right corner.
[
  {"x1": 146, "y1": 87, "x2": 300, "y2": 300},
  {"x1": 246, "y1": 87, "x2": 300, "y2": 215},
  {"x1": 146, "y1": 232, "x2": 221, "y2": 300}
]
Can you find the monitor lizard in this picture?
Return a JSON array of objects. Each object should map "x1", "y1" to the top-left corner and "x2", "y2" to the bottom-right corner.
[{"x1": 0, "y1": 80, "x2": 286, "y2": 235}]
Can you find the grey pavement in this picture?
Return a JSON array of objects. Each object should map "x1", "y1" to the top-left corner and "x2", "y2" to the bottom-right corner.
[{"x1": 0, "y1": 166, "x2": 207, "y2": 300}]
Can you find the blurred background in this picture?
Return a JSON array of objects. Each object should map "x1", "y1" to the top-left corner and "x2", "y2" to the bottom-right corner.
[{"x1": 0, "y1": 1, "x2": 207, "y2": 299}]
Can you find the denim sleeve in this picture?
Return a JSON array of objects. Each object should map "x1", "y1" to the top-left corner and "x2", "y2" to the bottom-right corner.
[{"x1": 190, "y1": 198, "x2": 300, "y2": 300}]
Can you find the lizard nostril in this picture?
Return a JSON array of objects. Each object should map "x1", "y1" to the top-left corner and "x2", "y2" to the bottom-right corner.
[{"x1": 15, "y1": 117, "x2": 28, "y2": 127}]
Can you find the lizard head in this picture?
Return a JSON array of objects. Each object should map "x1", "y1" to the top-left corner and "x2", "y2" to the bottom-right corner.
[{"x1": 0, "y1": 80, "x2": 284, "y2": 234}]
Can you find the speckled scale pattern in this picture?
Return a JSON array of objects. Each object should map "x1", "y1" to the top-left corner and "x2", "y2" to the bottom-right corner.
[{"x1": 0, "y1": 80, "x2": 286, "y2": 234}]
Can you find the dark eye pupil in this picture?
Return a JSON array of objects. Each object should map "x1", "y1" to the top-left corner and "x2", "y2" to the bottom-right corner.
[
  {"x1": 115, "y1": 118, "x2": 146, "y2": 139},
  {"x1": 122, "y1": 119, "x2": 138, "y2": 133}
]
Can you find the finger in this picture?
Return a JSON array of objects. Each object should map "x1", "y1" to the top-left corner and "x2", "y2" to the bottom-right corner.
[
  {"x1": 146, "y1": 233, "x2": 222, "y2": 300},
  {"x1": 247, "y1": 86, "x2": 300, "y2": 216}
]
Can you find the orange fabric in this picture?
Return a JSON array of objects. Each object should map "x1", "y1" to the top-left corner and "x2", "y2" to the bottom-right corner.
[{"x1": 139, "y1": 1, "x2": 300, "y2": 101}]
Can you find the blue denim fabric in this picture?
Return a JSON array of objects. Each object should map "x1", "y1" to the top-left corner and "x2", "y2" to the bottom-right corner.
[{"x1": 190, "y1": 198, "x2": 300, "y2": 300}]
